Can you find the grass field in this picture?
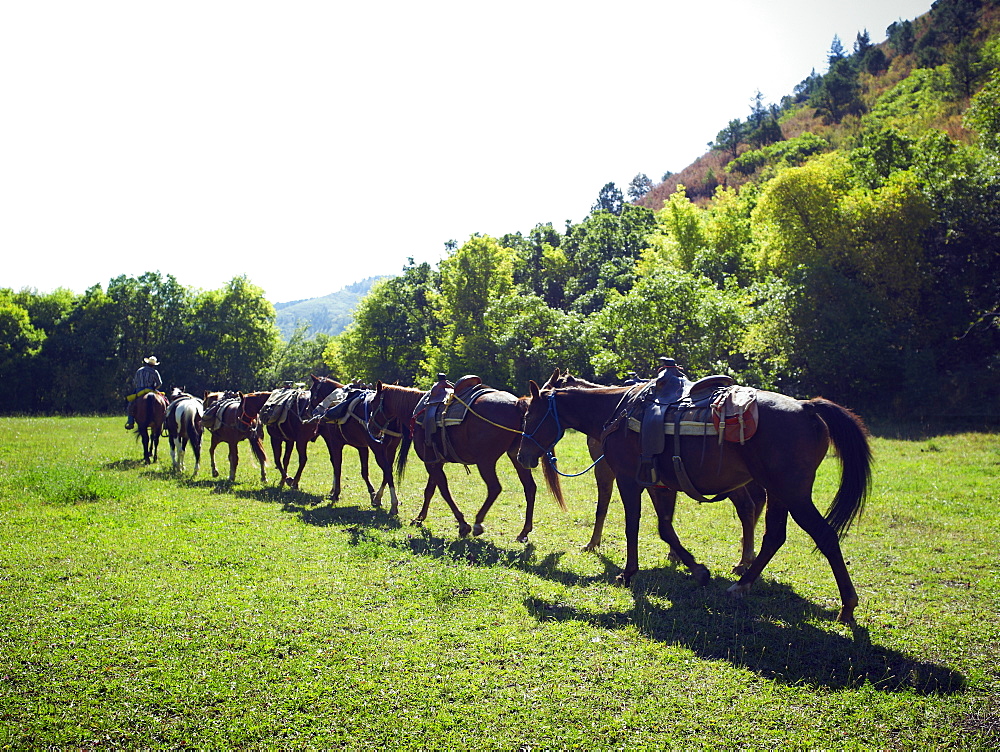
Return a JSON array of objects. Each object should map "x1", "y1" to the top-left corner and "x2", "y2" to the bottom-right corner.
[{"x1": 1, "y1": 416, "x2": 998, "y2": 749}]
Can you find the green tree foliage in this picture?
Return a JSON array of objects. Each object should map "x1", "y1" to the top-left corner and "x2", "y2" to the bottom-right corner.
[
  {"x1": 190, "y1": 276, "x2": 280, "y2": 391},
  {"x1": 712, "y1": 119, "x2": 744, "y2": 158},
  {"x1": 887, "y1": 19, "x2": 915, "y2": 56},
  {"x1": 964, "y1": 68, "x2": 1000, "y2": 148},
  {"x1": 591, "y1": 182, "x2": 624, "y2": 215}
]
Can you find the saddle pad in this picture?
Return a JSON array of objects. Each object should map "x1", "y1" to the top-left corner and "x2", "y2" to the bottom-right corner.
[
  {"x1": 205, "y1": 397, "x2": 241, "y2": 431},
  {"x1": 440, "y1": 385, "x2": 496, "y2": 426}
]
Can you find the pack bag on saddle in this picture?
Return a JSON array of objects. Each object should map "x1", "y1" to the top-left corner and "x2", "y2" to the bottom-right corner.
[
  {"x1": 412, "y1": 373, "x2": 496, "y2": 463},
  {"x1": 203, "y1": 392, "x2": 242, "y2": 431},
  {"x1": 259, "y1": 385, "x2": 308, "y2": 426}
]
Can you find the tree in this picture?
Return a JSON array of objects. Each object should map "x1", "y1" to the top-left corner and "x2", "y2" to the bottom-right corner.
[
  {"x1": 334, "y1": 261, "x2": 436, "y2": 385},
  {"x1": 712, "y1": 119, "x2": 744, "y2": 158},
  {"x1": 627, "y1": 173, "x2": 653, "y2": 201},
  {"x1": 828, "y1": 35, "x2": 848, "y2": 67},
  {"x1": 190, "y1": 276, "x2": 280, "y2": 391},
  {"x1": 965, "y1": 70, "x2": 1000, "y2": 150},
  {"x1": 853, "y1": 30, "x2": 872, "y2": 57},
  {"x1": 887, "y1": 19, "x2": 915, "y2": 56},
  {"x1": 592, "y1": 182, "x2": 624, "y2": 215}
]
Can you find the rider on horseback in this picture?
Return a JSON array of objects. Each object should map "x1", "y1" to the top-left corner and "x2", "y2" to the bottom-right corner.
[{"x1": 125, "y1": 356, "x2": 163, "y2": 429}]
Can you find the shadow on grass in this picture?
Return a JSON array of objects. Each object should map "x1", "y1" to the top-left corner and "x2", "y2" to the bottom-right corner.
[
  {"x1": 287, "y1": 499, "x2": 966, "y2": 695},
  {"x1": 521, "y1": 571, "x2": 966, "y2": 696},
  {"x1": 103, "y1": 458, "x2": 147, "y2": 471}
]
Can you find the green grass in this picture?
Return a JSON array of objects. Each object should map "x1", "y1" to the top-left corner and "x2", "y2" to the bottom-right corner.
[{"x1": 1, "y1": 417, "x2": 998, "y2": 748}]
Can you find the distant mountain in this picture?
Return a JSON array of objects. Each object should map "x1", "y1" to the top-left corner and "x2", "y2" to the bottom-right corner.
[{"x1": 274, "y1": 276, "x2": 387, "y2": 340}]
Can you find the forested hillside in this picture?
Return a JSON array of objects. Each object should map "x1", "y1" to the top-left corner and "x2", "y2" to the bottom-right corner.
[
  {"x1": 2, "y1": 0, "x2": 998, "y2": 419},
  {"x1": 274, "y1": 277, "x2": 384, "y2": 339},
  {"x1": 327, "y1": 0, "x2": 1000, "y2": 419}
]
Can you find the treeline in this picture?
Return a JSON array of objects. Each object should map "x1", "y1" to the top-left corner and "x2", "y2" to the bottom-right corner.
[
  {"x1": 4, "y1": 0, "x2": 999, "y2": 419},
  {"x1": 0, "y1": 275, "x2": 329, "y2": 414},
  {"x1": 327, "y1": 1, "x2": 1000, "y2": 417}
]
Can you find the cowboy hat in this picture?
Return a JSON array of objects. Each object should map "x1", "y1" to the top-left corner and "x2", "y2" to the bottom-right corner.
[{"x1": 144, "y1": 356, "x2": 160, "y2": 366}]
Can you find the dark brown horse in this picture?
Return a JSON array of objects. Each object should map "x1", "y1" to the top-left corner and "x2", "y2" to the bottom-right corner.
[
  {"x1": 203, "y1": 391, "x2": 268, "y2": 483},
  {"x1": 369, "y1": 381, "x2": 560, "y2": 541},
  {"x1": 517, "y1": 373, "x2": 872, "y2": 622},
  {"x1": 259, "y1": 388, "x2": 320, "y2": 490},
  {"x1": 548, "y1": 370, "x2": 765, "y2": 574},
  {"x1": 133, "y1": 390, "x2": 168, "y2": 464},
  {"x1": 309, "y1": 375, "x2": 402, "y2": 514}
]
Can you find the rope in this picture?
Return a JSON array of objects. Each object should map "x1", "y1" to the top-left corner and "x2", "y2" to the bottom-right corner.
[
  {"x1": 450, "y1": 394, "x2": 523, "y2": 435},
  {"x1": 546, "y1": 451, "x2": 604, "y2": 478}
]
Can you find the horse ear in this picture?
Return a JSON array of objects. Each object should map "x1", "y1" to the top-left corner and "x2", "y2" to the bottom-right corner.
[
  {"x1": 375, "y1": 380, "x2": 383, "y2": 393},
  {"x1": 529, "y1": 380, "x2": 541, "y2": 399}
]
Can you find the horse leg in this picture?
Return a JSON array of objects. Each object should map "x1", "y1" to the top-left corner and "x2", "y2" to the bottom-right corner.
[
  {"x1": 270, "y1": 434, "x2": 287, "y2": 487},
  {"x1": 470, "y1": 461, "x2": 503, "y2": 539},
  {"x1": 280, "y1": 441, "x2": 295, "y2": 487},
  {"x1": 140, "y1": 428, "x2": 151, "y2": 464},
  {"x1": 325, "y1": 438, "x2": 344, "y2": 501},
  {"x1": 788, "y1": 499, "x2": 859, "y2": 623},
  {"x1": 502, "y1": 450, "x2": 538, "y2": 543},
  {"x1": 169, "y1": 433, "x2": 179, "y2": 471},
  {"x1": 177, "y1": 436, "x2": 186, "y2": 473},
  {"x1": 731, "y1": 484, "x2": 766, "y2": 575},
  {"x1": 289, "y1": 439, "x2": 308, "y2": 490},
  {"x1": 584, "y1": 454, "x2": 615, "y2": 551},
  {"x1": 356, "y1": 446, "x2": 378, "y2": 504},
  {"x1": 613, "y1": 477, "x2": 645, "y2": 586},
  {"x1": 151, "y1": 429, "x2": 159, "y2": 463},
  {"x1": 190, "y1": 431, "x2": 201, "y2": 478},
  {"x1": 420, "y1": 463, "x2": 471, "y2": 537},
  {"x1": 209, "y1": 435, "x2": 221, "y2": 477},
  {"x1": 373, "y1": 444, "x2": 399, "y2": 516},
  {"x1": 227, "y1": 442, "x2": 240, "y2": 482},
  {"x1": 649, "y1": 487, "x2": 710, "y2": 586}
]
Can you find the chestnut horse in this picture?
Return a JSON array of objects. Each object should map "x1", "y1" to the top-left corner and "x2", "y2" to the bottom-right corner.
[
  {"x1": 369, "y1": 381, "x2": 561, "y2": 541},
  {"x1": 308, "y1": 375, "x2": 402, "y2": 514},
  {"x1": 518, "y1": 373, "x2": 872, "y2": 622},
  {"x1": 165, "y1": 387, "x2": 203, "y2": 476},
  {"x1": 203, "y1": 391, "x2": 268, "y2": 483},
  {"x1": 133, "y1": 390, "x2": 168, "y2": 464},
  {"x1": 548, "y1": 370, "x2": 765, "y2": 574}
]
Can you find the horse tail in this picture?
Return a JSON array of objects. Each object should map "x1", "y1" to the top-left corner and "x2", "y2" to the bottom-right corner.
[
  {"x1": 395, "y1": 429, "x2": 412, "y2": 482},
  {"x1": 541, "y1": 457, "x2": 566, "y2": 511},
  {"x1": 806, "y1": 398, "x2": 873, "y2": 538},
  {"x1": 249, "y1": 429, "x2": 268, "y2": 466}
]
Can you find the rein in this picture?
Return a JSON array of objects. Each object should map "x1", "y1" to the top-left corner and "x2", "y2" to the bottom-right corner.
[{"x1": 521, "y1": 392, "x2": 605, "y2": 478}]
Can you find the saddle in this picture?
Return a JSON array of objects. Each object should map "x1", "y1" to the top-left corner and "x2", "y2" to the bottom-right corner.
[
  {"x1": 204, "y1": 392, "x2": 242, "y2": 432},
  {"x1": 260, "y1": 386, "x2": 308, "y2": 426},
  {"x1": 626, "y1": 358, "x2": 758, "y2": 500},
  {"x1": 413, "y1": 374, "x2": 495, "y2": 463},
  {"x1": 317, "y1": 388, "x2": 369, "y2": 426}
]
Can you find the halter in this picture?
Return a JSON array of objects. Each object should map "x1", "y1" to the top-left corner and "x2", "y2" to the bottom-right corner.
[{"x1": 521, "y1": 392, "x2": 604, "y2": 478}]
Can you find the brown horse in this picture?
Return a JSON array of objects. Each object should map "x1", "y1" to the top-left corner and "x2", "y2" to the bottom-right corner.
[
  {"x1": 517, "y1": 373, "x2": 872, "y2": 622},
  {"x1": 369, "y1": 381, "x2": 560, "y2": 541},
  {"x1": 309, "y1": 375, "x2": 402, "y2": 513},
  {"x1": 259, "y1": 388, "x2": 320, "y2": 490},
  {"x1": 548, "y1": 370, "x2": 765, "y2": 574},
  {"x1": 203, "y1": 391, "x2": 268, "y2": 483},
  {"x1": 133, "y1": 390, "x2": 168, "y2": 464}
]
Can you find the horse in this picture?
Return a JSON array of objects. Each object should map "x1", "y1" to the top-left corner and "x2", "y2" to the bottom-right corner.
[
  {"x1": 133, "y1": 390, "x2": 168, "y2": 464},
  {"x1": 165, "y1": 387, "x2": 204, "y2": 476},
  {"x1": 517, "y1": 371, "x2": 872, "y2": 623},
  {"x1": 203, "y1": 390, "x2": 269, "y2": 483},
  {"x1": 308, "y1": 375, "x2": 402, "y2": 514},
  {"x1": 257, "y1": 387, "x2": 321, "y2": 490},
  {"x1": 369, "y1": 380, "x2": 561, "y2": 541},
  {"x1": 547, "y1": 369, "x2": 765, "y2": 574}
]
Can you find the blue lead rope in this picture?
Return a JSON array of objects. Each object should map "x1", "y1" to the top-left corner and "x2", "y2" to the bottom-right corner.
[
  {"x1": 546, "y1": 450, "x2": 604, "y2": 478},
  {"x1": 521, "y1": 392, "x2": 604, "y2": 478}
]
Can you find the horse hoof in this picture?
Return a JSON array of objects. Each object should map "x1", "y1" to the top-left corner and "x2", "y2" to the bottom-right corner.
[
  {"x1": 472, "y1": 524, "x2": 485, "y2": 537},
  {"x1": 614, "y1": 573, "x2": 633, "y2": 587},
  {"x1": 371, "y1": 496, "x2": 381, "y2": 508},
  {"x1": 458, "y1": 523, "x2": 472, "y2": 538},
  {"x1": 388, "y1": 506, "x2": 399, "y2": 517},
  {"x1": 836, "y1": 607, "x2": 856, "y2": 624},
  {"x1": 692, "y1": 565, "x2": 711, "y2": 587},
  {"x1": 515, "y1": 533, "x2": 529, "y2": 544},
  {"x1": 409, "y1": 518, "x2": 424, "y2": 527},
  {"x1": 727, "y1": 582, "x2": 750, "y2": 599}
]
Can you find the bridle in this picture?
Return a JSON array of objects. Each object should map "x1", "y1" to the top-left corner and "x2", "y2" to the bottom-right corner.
[{"x1": 520, "y1": 391, "x2": 603, "y2": 478}]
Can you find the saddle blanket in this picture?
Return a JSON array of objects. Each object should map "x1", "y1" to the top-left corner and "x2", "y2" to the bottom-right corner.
[{"x1": 204, "y1": 396, "x2": 241, "y2": 431}]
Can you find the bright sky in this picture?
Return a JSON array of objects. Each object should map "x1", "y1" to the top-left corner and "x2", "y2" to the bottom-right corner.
[{"x1": 2, "y1": 1, "x2": 933, "y2": 304}]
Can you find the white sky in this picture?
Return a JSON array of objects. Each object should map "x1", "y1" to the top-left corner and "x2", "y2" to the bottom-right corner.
[{"x1": 2, "y1": 1, "x2": 933, "y2": 304}]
